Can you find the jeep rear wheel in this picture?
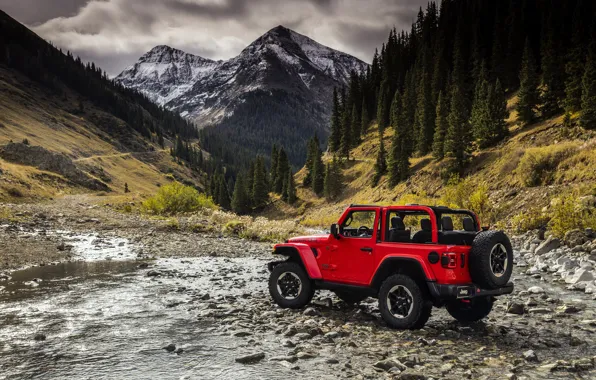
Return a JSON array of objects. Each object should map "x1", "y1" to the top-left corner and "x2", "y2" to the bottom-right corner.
[
  {"x1": 269, "y1": 262, "x2": 314, "y2": 309},
  {"x1": 334, "y1": 291, "x2": 368, "y2": 305},
  {"x1": 378, "y1": 275, "x2": 432, "y2": 329},
  {"x1": 469, "y1": 231, "x2": 513, "y2": 289},
  {"x1": 446, "y1": 297, "x2": 493, "y2": 323}
]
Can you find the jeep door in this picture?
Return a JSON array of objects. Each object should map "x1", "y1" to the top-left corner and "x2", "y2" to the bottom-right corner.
[{"x1": 328, "y1": 208, "x2": 379, "y2": 284}]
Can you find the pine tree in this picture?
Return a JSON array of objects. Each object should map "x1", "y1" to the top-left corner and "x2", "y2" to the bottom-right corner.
[
  {"x1": 445, "y1": 83, "x2": 472, "y2": 171},
  {"x1": 286, "y1": 170, "x2": 297, "y2": 204},
  {"x1": 274, "y1": 148, "x2": 289, "y2": 194},
  {"x1": 252, "y1": 156, "x2": 269, "y2": 208},
  {"x1": 339, "y1": 107, "x2": 352, "y2": 160},
  {"x1": 414, "y1": 59, "x2": 434, "y2": 155},
  {"x1": 564, "y1": 4, "x2": 587, "y2": 113},
  {"x1": 324, "y1": 156, "x2": 342, "y2": 200},
  {"x1": 432, "y1": 91, "x2": 448, "y2": 160},
  {"x1": 488, "y1": 79, "x2": 509, "y2": 144},
  {"x1": 388, "y1": 89, "x2": 410, "y2": 186},
  {"x1": 124, "y1": 183, "x2": 130, "y2": 193},
  {"x1": 351, "y1": 103, "x2": 361, "y2": 147},
  {"x1": 471, "y1": 66, "x2": 491, "y2": 148},
  {"x1": 329, "y1": 88, "x2": 341, "y2": 152},
  {"x1": 372, "y1": 131, "x2": 387, "y2": 186},
  {"x1": 540, "y1": 12, "x2": 564, "y2": 117},
  {"x1": 246, "y1": 161, "x2": 255, "y2": 207},
  {"x1": 376, "y1": 80, "x2": 390, "y2": 132},
  {"x1": 580, "y1": 38, "x2": 596, "y2": 129},
  {"x1": 360, "y1": 99, "x2": 369, "y2": 135},
  {"x1": 270, "y1": 144, "x2": 279, "y2": 190},
  {"x1": 516, "y1": 39, "x2": 540, "y2": 125},
  {"x1": 217, "y1": 176, "x2": 231, "y2": 210},
  {"x1": 231, "y1": 174, "x2": 250, "y2": 214},
  {"x1": 311, "y1": 145, "x2": 325, "y2": 195},
  {"x1": 303, "y1": 137, "x2": 316, "y2": 187}
]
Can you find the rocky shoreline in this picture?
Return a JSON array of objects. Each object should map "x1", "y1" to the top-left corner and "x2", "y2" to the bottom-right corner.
[{"x1": 1, "y1": 197, "x2": 595, "y2": 379}]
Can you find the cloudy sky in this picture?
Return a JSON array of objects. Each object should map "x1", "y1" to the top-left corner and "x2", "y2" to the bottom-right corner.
[{"x1": 0, "y1": 0, "x2": 427, "y2": 76}]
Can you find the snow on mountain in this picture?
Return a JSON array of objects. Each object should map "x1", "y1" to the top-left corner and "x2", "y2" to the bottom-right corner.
[{"x1": 115, "y1": 26, "x2": 369, "y2": 127}]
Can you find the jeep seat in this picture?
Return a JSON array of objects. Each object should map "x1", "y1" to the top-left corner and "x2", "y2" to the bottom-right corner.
[
  {"x1": 438, "y1": 216, "x2": 477, "y2": 245},
  {"x1": 412, "y1": 218, "x2": 432, "y2": 244},
  {"x1": 388, "y1": 216, "x2": 410, "y2": 243}
]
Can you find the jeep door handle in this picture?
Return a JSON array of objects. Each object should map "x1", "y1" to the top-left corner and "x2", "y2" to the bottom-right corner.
[{"x1": 361, "y1": 247, "x2": 373, "y2": 253}]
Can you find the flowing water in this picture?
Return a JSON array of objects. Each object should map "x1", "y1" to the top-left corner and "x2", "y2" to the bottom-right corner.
[{"x1": 0, "y1": 232, "x2": 328, "y2": 380}]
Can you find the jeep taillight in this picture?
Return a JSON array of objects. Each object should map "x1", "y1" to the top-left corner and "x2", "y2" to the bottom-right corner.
[{"x1": 441, "y1": 252, "x2": 457, "y2": 268}]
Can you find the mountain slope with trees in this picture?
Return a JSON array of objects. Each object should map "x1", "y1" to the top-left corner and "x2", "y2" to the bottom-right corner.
[
  {"x1": 0, "y1": 10, "x2": 211, "y2": 199},
  {"x1": 260, "y1": 0, "x2": 596, "y2": 235}
]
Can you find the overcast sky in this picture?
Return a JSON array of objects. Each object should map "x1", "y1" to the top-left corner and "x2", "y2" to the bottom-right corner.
[{"x1": 0, "y1": 0, "x2": 427, "y2": 76}]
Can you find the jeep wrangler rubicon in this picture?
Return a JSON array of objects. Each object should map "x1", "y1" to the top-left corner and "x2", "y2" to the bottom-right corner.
[{"x1": 268, "y1": 205, "x2": 514, "y2": 329}]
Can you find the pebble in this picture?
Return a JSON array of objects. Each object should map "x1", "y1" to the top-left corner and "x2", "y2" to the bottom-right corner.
[{"x1": 235, "y1": 352, "x2": 265, "y2": 364}]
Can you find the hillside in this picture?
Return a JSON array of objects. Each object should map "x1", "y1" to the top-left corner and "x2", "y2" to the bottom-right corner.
[
  {"x1": 0, "y1": 11, "x2": 205, "y2": 201},
  {"x1": 262, "y1": 102, "x2": 596, "y2": 235},
  {"x1": 116, "y1": 25, "x2": 369, "y2": 170}
]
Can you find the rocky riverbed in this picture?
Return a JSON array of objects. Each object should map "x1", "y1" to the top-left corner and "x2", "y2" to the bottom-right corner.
[{"x1": 0, "y1": 197, "x2": 595, "y2": 379}]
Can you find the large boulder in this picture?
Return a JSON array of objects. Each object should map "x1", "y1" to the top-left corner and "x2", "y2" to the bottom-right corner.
[
  {"x1": 565, "y1": 268, "x2": 595, "y2": 284},
  {"x1": 535, "y1": 236, "x2": 560, "y2": 256},
  {"x1": 564, "y1": 229, "x2": 589, "y2": 248}
]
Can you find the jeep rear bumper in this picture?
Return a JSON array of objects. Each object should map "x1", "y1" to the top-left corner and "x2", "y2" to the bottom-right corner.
[{"x1": 427, "y1": 281, "x2": 514, "y2": 300}]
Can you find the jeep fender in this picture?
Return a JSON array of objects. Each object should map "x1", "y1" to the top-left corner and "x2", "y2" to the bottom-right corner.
[
  {"x1": 370, "y1": 256, "x2": 435, "y2": 290},
  {"x1": 272, "y1": 243, "x2": 322, "y2": 279}
]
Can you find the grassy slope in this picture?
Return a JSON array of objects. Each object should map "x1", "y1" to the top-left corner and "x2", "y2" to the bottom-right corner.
[
  {"x1": 263, "y1": 98, "x2": 596, "y2": 229},
  {"x1": 0, "y1": 66, "x2": 202, "y2": 202}
]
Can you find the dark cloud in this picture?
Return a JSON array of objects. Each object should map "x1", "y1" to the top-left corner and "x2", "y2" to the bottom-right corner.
[
  {"x1": 2, "y1": 0, "x2": 428, "y2": 76},
  {"x1": 0, "y1": 0, "x2": 91, "y2": 25}
]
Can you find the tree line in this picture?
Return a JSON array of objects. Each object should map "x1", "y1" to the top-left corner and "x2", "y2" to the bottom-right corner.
[{"x1": 326, "y1": 0, "x2": 596, "y2": 189}]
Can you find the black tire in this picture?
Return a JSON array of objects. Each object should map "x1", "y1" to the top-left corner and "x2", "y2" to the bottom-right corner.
[
  {"x1": 269, "y1": 262, "x2": 314, "y2": 309},
  {"x1": 446, "y1": 297, "x2": 493, "y2": 323},
  {"x1": 378, "y1": 274, "x2": 432, "y2": 330},
  {"x1": 469, "y1": 230, "x2": 513, "y2": 289},
  {"x1": 334, "y1": 291, "x2": 368, "y2": 304}
]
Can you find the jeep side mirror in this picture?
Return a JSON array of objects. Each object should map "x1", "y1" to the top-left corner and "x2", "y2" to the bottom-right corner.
[{"x1": 330, "y1": 223, "x2": 341, "y2": 239}]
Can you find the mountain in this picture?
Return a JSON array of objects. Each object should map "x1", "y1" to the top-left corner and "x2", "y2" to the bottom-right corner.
[
  {"x1": 116, "y1": 26, "x2": 369, "y2": 169},
  {"x1": 0, "y1": 10, "x2": 206, "y2": 200}
]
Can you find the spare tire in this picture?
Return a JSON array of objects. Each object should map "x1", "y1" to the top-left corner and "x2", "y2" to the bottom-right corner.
[{"x1": 468, "y1": 230, "x2": 513, "y2": 289}]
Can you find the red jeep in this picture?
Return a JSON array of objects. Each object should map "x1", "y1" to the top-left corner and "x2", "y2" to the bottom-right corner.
[{"x1": 268, "y1": 204, "x2": 514, "y2": 329}]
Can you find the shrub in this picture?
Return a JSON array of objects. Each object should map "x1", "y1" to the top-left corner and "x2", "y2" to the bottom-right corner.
[
  {"x1": 141, "y1": 182, "x2": 216, "y2": 215},
  {"x1": 516, "y1": 143, "x2": 578, "y2": 187},
  {"x1": 510, "y1": 207, "x2": 551, "y2": 233},
  {"x1": 548, "y1": 193, "x2": 596, "y2": 237}
]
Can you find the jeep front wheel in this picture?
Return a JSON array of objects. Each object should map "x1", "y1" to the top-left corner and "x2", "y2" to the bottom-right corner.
[
  {"x1": 269, "y1": 262, "x2": 314, "y2": 309},
  {"x1": 378, "y1": 274, "x2": 432, "y2": 329},
  {"x1": 446, "y1": 297, "x2": 493, "y2": 323}
]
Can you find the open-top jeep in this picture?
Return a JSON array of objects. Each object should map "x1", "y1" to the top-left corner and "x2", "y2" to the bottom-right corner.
[{"x1": 268, "y1": 204, "x2": 514, "y2": 329}]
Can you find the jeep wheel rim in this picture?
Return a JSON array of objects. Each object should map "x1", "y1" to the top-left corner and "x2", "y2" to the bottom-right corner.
[
  {"x1": 490, "y1": 243, "x2": 508, "y2": 277},
  {"x1": 386, "y1": 285, "x2": 414, "y2": 318},
  {"x1": 277, "y1": 272, "x2": 302, "y2": 300}
]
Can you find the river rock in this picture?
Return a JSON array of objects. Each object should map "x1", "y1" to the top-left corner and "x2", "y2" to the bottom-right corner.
[
  {"x1": 535, "y1": 237, "x2": 560, "y2": 255},
  {"x1": 565, "y1": 268, "x2": 595, "y2": 284},
  {"x1": 235, "y1": 352, "x2": 265, "y2": 364},
  {"x1": 34, "y1": 333, "x2": 46, "y2": 341},
  {"x1": 507, "y1": 302, "x2": 525, "y2": 315},
  {"x1": 270, "y1": 355, "x2": 298, "y2": 363},
  {"x1": 374, "y1": 358, "x2": 407, "y2": 372},
  {"x1": 303, "y1": 307, "x2": 320, "y2": 316},
  {"x1": 163, "y1": 344, "x2": 176, "y2": 352},
  {"x1": 523, "y1": 350, "x2": 539, "y2": 362},
  {"x1": 528, "y1": 286, "x2": 544, "y2": 294},
  {"x1": 564, "y1": 229, "x2": 589, "y2": 248},
  {"x1": 147, "y1": 270, "x2": 162, "y2": 277}
]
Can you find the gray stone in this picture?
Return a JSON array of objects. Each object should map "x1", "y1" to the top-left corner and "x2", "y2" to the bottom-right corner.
[
  {"x1": 303, "y1": 307, "x2": 320, "y2": 316},
  {"x1": 535, "y1": 236, "x2": 560, "y2": 255},
  {"x1": 34, "y1": 333, "x2": 46, "y2": 341},
  {"x1": 374, "y1": 358, "x2": 407, "y2": 372},
  {"x1": 270, "y1": 355, "x2": 298, "y2": 363},
  {"x1": 528, "y1": 307, "x2": 551, "y2": 314},
  {"x1": 528, "y1": 286, "x2": 545, "y2": 294},
  {"x1": 523, "y1": 350, "x2": 539, "y2": 362},
  {"x1": 565, "y1": 268, "x2": 595, "y2": 284},
  {"x1": 564, "y1": 229, "x2": 589, "y2": 248},
  {"x1": 235, "y1": 352, "x2": 265, "y2": 364},
  {"x1": 507, "y1": 302, "x2": 525, "y2": 315},
  {"x1": 163, "y1": 344, "x2": 176, "y2": 352}
]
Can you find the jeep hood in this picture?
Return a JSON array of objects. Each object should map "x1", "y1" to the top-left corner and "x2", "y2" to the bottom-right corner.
[{"x1": 287, "y1": 235, "x2": 330, "y2": 244}]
